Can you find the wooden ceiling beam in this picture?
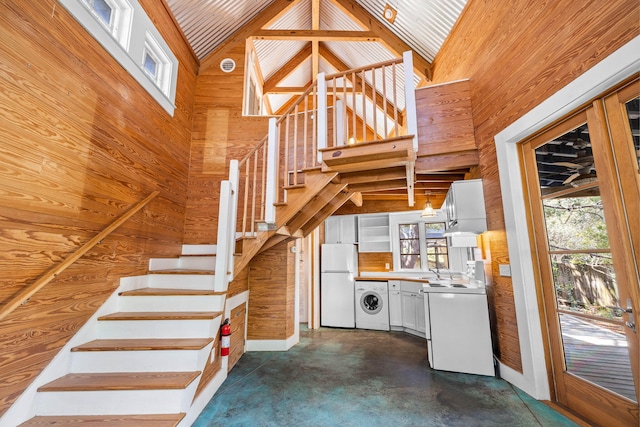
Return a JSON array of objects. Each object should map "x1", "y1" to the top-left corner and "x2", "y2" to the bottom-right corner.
[
  {"x1": 199, "y1": 0, "x2": 302, "y2": 73},
  {"x1": 252, "y1": 29, "x2": 379, "y2": 42},
  {"x1": 263, "y1": 43, "x2": 312, "y2": 93},
  {"x1": 415, "y1": 173, "x2": 466, "y2": 182},
  {"x1": 329, "y1": 0, "x2": 432, "y2": 82},
  {"x1": 320, "y1": 43, "x2": 402, "y2": 126},
  {"x1": 311, "y1": 0, "x2": 320, "y2": 79}
]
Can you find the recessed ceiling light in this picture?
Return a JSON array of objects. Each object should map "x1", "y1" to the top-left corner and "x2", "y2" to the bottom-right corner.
[{"x1": 383, "y1": 4, "x2": 397, "y2": 24}]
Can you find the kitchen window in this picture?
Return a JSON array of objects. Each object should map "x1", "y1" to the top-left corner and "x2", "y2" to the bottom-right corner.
[{"x1": 397, "y1": 221, "x2": 449, "y2": 271}]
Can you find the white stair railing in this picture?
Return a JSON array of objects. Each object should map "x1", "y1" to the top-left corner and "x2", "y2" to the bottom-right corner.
[
  {"x1": 215, "y1": 52, "x2": 419, "y2": 269},
  {"x1": 214, "y1": 160, "x2": 238, "y2": 291}
]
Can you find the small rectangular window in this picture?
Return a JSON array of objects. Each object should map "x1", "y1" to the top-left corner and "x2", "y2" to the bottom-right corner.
[
  {"x1": 399, "y1": 223, "x2": 421, "y2": 269},
  {"x1": 142, "y1": 32, "x2": 171, "y2": 95},
  {"x1": 92, "y1": 0, "x2": 113, "y2": 27},
  {"x1": 425, "y1": 223, "x2": 449, "y2": 269},
  {"x1": 143, "y1": 51, "x2": 158, "y2": 79}
]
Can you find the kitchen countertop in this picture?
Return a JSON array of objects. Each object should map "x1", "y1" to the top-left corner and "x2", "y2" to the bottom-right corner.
[{"x1": 355, "y1": 275, "x2": 487, "y2": 295}]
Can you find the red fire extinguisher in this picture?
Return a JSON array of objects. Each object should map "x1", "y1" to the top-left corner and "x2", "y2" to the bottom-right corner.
[{"x1": 220, "y1": 319, "x2": 231, "y2": 357}]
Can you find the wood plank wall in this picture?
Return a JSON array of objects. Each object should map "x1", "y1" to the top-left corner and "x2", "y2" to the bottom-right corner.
[
  {"x1": 0, "y1": 0, "x2": 197, "y2": 417},
  {"x1": 247, "y1": 241, "x2": 295, "y2": 341},
  {"x1": 185, "y1": 45, "x2": 270, "y2": 243},
  {"x1": 430, "y1": 0, "x2": 639, "y2": 372}
]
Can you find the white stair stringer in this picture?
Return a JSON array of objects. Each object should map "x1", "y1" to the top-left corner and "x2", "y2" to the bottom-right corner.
[{"x1": 31, "y1": 266, "x2": 227, "y2": 420}]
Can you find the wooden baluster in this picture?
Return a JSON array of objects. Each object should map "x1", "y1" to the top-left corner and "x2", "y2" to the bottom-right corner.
[
  {"x1": 293, "y1": 103, "x2": 299, "y2": 186},
  {"x1": 372, "y1": 67, "x2": 377, "y2": 141},
  {"x1": 392, "y1": 62, "x2": 398, "y2": 137},
  {"x1": 303, "y1": 94, "x2": 308, "y2": 169},
  {"x1": 242, "y1": 160, "x2": 250, "y2": 236},
  {"x1": 251, "y1": 151, "x2": 258, "y2": 234},
  {"x1": 260, "y1": 142, "x2": 266, "y2": 220},
  {"x1": 312, "y1": 87, "x2": 317, "y2": 166},
  {"x1": 382, "y1": 64, "x2": 388, "y2": 137},
  {"x1": 361, "y1": 69, "x2": 366, "y2": 143},
  {"x1": 283, "y1": 115, "x2": 290, "y2": 201},
  {"x1": 352, "y1": 71, "x2": 356, "y2": 142}
]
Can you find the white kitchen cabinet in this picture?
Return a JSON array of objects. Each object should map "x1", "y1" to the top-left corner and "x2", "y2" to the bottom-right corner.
[
  {"x1": 400, "y1": 281, "x2": 426, "y2": 337},
  {"x1": 324, "y1": 215, "x2": 357, "y2": 244},
  {"x1": 358, "y1": 214, "x2": 390, "y2": 252},
  {"x1": 388, "y1": 281, "x2": 403, "y2": 328},
  {"x1": 443, "y1": 179, "x2": 487, "y2": 234}
]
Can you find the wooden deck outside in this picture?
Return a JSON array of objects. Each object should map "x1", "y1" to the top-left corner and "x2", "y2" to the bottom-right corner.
[{"x1": 560, "y1": 313, "x2": 637, "y2": 401}]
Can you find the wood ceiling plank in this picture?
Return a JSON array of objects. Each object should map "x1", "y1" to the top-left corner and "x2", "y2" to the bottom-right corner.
[{"x1": 329, "y1": 0, "x2": 432, "y2": 82}]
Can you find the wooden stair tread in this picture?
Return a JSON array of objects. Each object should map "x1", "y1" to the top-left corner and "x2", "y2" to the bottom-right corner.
[
  {"x1": 149, "y1": 269, "x2": 214, "y2": 274},
  {"x1": 71, "y1": 338, "x2": 214, "y2": 352},
  {"x1": 119, "y1": 288, "x2": 225, "y2": 296},
  {"x1": 37, "y1": 372, "x2": 201, "y2": 392},
  {"x1": 98, "y1": 311, "x2": 223, "y2": 321},
  {"x1": 19, "y1": 413, "x2": 186, "y2": 427}
]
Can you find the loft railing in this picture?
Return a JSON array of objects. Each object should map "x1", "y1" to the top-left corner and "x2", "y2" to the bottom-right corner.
[{"x1": 216, "y1": 52, "x2": 418, "y2": 283}]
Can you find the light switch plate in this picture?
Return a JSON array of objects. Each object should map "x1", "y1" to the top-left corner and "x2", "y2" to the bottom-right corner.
[{"x1": 499, "y1": 264, "x2": 511, "y2": 277}]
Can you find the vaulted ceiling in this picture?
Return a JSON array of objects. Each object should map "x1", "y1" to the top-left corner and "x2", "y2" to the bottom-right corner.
[{"x1": 166, "y1": 0, "x2": 468, "y2": 113}]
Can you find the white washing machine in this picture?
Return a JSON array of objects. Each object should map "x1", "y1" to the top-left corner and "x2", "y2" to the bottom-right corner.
[{"x1": 355, "y1": 281, "x2": 389, "y2": 331}]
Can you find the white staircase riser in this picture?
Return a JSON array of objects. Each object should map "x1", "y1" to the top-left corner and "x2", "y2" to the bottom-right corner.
[
  {"x1": 148, "y1": 256, "x2": 216, "y2": 271},
  {"x1": 97, "y1": 318, "x2": 222, "y2": 339},
  {"x1": 181, "y1": 244, "x2": 217, "y2": 256},
  {"x1": 118, "y1": 295, "x2": 225, "y2": 312},
  {"x1": 70, "y1": 346, "x2": 213, "y2": 373},
  {"x1": 35, "y1": 384, "x2": 198, "y2": 416},
  {"x1": 147, "y1": 274, "x2": 216, "y2": 290}
]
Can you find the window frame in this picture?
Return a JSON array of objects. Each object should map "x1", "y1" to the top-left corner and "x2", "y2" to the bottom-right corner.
[
  {"x1": 390, "y1": 211, "x2": 451, "y2": 272},
  {"x1": 60, "y1": 0, "x2": 178, "y2": 115}
]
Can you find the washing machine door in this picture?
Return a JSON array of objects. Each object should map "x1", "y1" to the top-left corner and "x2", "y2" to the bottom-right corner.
[{"x1": 360, "y1": 291, "x2": 382, "y2": 315}]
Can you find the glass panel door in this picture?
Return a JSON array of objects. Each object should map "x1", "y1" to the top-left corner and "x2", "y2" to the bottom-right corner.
[
  {"x1": 522, "y1": 84, "x2": 639, "y2": 425},
  {"x1": 534, "y1": 123, "x2": 637, "y2": 402}
]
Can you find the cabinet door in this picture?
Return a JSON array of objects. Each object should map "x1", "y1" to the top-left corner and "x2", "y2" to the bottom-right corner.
[
  {"x1": 325, "y1": 216, "x2": 356, "y2": 243},
  {"x1": 325, "y1": 217, "x2": 340, "y2": 243},
  {"x1": 389, "y1": 290, "x2": 403, "y2": 327},
  {"x1": 401, "y1": 292, "x2": 417, "y2": 330},
  {"x1": 416, "y1": 293, "x2": 426, "y2": 333},
  {"x1": 339, "y1": 216, "x2": 357, "y2": 244}
]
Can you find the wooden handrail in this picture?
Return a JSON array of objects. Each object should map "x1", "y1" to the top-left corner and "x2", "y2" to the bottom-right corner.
[{"x1": 0, "y1": 190, "x2": 160, "y2": 321}]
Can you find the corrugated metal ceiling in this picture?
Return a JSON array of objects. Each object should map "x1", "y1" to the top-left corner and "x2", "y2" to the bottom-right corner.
[{"x1": 166, "y1": 0, "x2": 467, "y2": 63}]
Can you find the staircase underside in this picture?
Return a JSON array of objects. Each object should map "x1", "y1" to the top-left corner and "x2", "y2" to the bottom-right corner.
[{"x1": 232, "y1": 137, "x2": 436, "y2": 272}]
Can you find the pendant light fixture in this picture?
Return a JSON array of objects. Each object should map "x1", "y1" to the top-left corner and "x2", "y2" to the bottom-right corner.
[{"x1": 421, "y1": 192, "x2": 436, "y2": 218}]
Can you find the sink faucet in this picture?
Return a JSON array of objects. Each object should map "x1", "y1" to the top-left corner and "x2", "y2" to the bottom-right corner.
[{"x1": 429, "y1": 268, "x2": 441, "y2": 279}]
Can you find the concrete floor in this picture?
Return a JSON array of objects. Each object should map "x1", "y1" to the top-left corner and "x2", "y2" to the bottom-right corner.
[{"x1": 194, "y1": 327, "x2": 577, "y2": 427}]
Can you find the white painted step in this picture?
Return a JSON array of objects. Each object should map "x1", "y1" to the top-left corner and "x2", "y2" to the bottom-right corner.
[
  {"x1": 149, "y1": 255, "x2": 216, "y2": 271},
  {"x1": 181, "y1": 244, "x2": 217, "y2": 255},
  {"x1": 35, "y1": 373, "x2": 200, "y2": 415},
  {"x1": 96, "y1": 313, "x2": 223, "y2": 339},
  {"x1": 69, "y1": 339, "x2": 214, "y2": 373},
  {"x1": 118, "y1": 289, "x2": 225, "y2": 312},
  {"x1": 147, "y1": 273, "x2": 216, "y2": 290}
]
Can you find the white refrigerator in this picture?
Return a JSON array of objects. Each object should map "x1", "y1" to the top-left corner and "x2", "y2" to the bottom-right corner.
[{"x1": 320, "y1": 244, "x2": 358, "y2": 328}]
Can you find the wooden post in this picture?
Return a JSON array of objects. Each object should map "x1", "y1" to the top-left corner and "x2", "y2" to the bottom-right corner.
[
  {"x1": 317, "y1": 72, "x2": 327, "y2": 164},
  {"x1": 265, "y1": 117, "x2": 278, "y2": 224}
]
